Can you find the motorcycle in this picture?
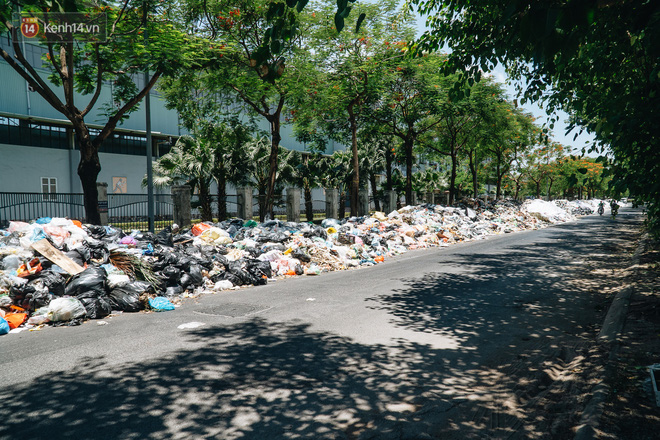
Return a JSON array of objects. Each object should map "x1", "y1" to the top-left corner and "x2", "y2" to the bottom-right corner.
[{"x1": 598, "y1": 205, "x2": 604, "y2": 216}]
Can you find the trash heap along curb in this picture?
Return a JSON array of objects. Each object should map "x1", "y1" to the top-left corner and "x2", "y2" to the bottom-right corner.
[{"x1": 0, "y1": 198, "x2": 600, "y2": 334}]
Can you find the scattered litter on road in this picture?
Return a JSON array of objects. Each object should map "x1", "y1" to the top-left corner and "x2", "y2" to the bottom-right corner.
[
  {"x1": 0, "y1": 199, "x2": 603, "y2": 334},
  {"x1": 177, "y1": 321, "x2": 206, "y2": 329}
]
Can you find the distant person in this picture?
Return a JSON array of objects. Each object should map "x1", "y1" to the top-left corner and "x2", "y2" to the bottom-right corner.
[{"x1": 610, "y1": 199, "x2": 619, "y2": 218}]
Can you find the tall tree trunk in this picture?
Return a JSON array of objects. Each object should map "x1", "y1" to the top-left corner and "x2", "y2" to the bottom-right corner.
[
  {"x1": 370, "y1": 173, "x2": 380, "y2": 211},
  {"x1": 304, "y1": 183, "x2": 313, "y2": 222},
  {"x1": 385, "y1": 146, "x2": 393, "y2": 191},
  {"x1": 348, "y1": 104, "x2": 359, "y2": 217},
  {"x1": 449, "y1": 152, "x2": 458, "y2": 205},
  {"x1": 199, "y1": 181, "x2": 213, "y2": 221},
  {"x1": 264, "y1": 114, "x2": 281, "y2": 221},
  {"x1": 496, "y1": 162, "x2": 502, "y2": 200},
  {"x1": 76, "y1": 128, "x2": 102, "y2": 225},
  {"x1": 258, "y1": 190, "x2": 266, "y2": 221},
  {"x1": 468, "y1": 150, "x2": 478, "y2": 198},
  {"x1": 405, "y1": 138, "x2": 414, "y2": 205},
  {"x1": 217, "y1": 170, "x2": 227, "y2": 221},
  {"x1": 339, "y1": 189, "x2": 346, "y2": 219}
]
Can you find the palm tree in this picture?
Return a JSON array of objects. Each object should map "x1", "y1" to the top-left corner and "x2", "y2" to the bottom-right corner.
[
  {"x1": 242, "y1": 136, "x2": 297, "y2": 221},
  {"x1": 285, "y1": 151, "x2": 325, "y2": 222},
  {"x1": 149, "y1": 135, "x2": 215, "y2": 221}
]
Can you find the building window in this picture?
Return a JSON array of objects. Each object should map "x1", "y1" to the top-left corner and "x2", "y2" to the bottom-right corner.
[{"x1": 41, "y1": 177, "x2": 57, "y2": 200}]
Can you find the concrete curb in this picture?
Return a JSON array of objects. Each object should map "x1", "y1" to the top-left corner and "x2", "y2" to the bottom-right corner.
[{"x1": 573, "y1": 232, "x2": 649, "y2": 440}]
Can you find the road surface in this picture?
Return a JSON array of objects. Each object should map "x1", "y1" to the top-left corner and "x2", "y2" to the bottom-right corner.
[{"x1": 0, "y1": 208, "x2": 644, "y2": 439}]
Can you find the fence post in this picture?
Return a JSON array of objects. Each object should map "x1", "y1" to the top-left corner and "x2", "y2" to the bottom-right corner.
[
  {"x1": 410, "y1": 191, "x2": 418, "y2": 206},
  {"x1": 237, "y1": 187, "x2": 253, "y2": 220},
  {"x1": 172, "y1": 185, "x2": 191, "y2": 229},
  {"x1": 325, "y1": 188, "x2": 339, "y2": 219},
  {"x1": 358, "y1": 189, "x2": 369, "y2": 216},
  {"x1": 384, "y1": 190, "x2": 397, "y2": 213},
  {"x1": 286, "y1": 187, "x2": 300, "y2": 222},
  {"x1": 96, "y1": 182, "x2": 108, "y2": 226}
]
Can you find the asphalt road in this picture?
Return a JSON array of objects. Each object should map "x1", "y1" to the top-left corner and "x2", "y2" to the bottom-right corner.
[{"x1": 0, "y1": 208, "x2": 644, "y2": 440}]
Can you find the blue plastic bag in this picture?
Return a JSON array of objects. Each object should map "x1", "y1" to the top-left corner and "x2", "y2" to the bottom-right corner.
[
  {"x1": 0, "y1": 316, "x2": 10, "y2": 335},
  {"x1": 149, "y1": 297, "x2": 175, "y2": 311},
  {"x1": 36, "y1": 217, "x2": 52, "y2": 225}
]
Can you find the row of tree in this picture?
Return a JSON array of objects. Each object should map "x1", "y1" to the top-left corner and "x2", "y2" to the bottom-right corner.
[
  {"x1": 1, "y1": 1, "x2": 642, "y2": 228},
  {"x1": 153, "y1": 0, "x2": 607, "y2": 221}
]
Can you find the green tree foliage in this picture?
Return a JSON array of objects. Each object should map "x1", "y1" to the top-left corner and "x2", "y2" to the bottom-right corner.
[
  {"x1": 407, "y1": 0, "x2": 660, "y2": 232},
  {"x1": 0, "y1": 0, "x2": 203, "y2": 224},
  {"x1": 179, "y1": 0, "x2": 311, "y2": 221},
  {"x1": 291, "y1": 0, "x2": 414, "y2": 216}
]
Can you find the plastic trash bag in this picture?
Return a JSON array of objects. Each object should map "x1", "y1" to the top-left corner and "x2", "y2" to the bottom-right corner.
[
  {"x1": 47, "y1": 297, "x2": 87, "y2": 322},
  {"x1": 161, "y1": 266, "x2": 182, "y2": 283},
  {"x1": 213, "y1": 280, "x2": 233, "y2": 291},
  {"x1": 149, "y1": 296, "x2": 175, "y2": 311},
  {"x1": 246, "y1": 259, "x2": 272, "y2": 279},
  {"x1": 180, "y1": 264, "x2": 204, "y2": 289},
  {"x1": 35, "y1": 270, "x2": 66, "y2": 297},
  {"x1": 9, "y1": 282, "x2": 50, "y2": 312},
  {"x1": 0, "y1": 316, "x2": 9, "y2": 335},
  {"x1": 65, "y1": 267, "x2": 108, "y2": 298},
  {"x1": 65, "y1": 266, "x2": 112, "y2": 319},
  {"x1": 109, "y1": 281, "x2": 149, "y2": 312},
  {"x1": 156, "y1": 228, "x2": 173, "y2": 247},
  {"x1": 86, "y1": 225, "x2": 107, "y2": 239},
  {"x1": 191, "y1": 223, "x2": 212, "y2": 236},
  {"x1": 78, "y1": 296, "x2": 112, "y2": 319}
]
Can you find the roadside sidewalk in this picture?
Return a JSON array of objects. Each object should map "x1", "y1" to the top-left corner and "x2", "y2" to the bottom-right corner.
[{"x1": 576, "y1": 230, "x2": 660, "y2": 439}]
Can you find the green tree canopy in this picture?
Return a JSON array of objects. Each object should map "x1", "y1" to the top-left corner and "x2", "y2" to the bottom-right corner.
[{"x1": 407, "y1": 0, "x2": 660, "y2": 232}]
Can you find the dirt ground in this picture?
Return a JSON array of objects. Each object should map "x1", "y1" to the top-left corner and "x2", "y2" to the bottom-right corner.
[
  {"x1": 516, "y1": 215, "x2": 660, "y2": 439},
  {"x1": 597, "y1": 233, "x2": 660, "y2": 439}
]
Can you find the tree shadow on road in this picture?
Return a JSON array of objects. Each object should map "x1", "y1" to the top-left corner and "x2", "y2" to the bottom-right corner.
[
  {"x1": 0, "y1": 214, "x2": 643, "y2": 440},
  {"x1": 0, "y1": 316, "x2": 539, "y2": 440}
]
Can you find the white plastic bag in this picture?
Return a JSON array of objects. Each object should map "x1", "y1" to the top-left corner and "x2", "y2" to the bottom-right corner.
[{"x1": 47, "y1": 297, "x2": 87, "y2": 322}]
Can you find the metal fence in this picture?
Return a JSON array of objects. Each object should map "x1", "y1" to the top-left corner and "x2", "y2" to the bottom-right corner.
[
  {"x1": 0, "y1": 191, "x2": 332, "y2": 230},
  {"x1": 108, "y1": 193, "x2": 174, "y2": 231},
  {"x1": 0, "y1": 192, "x2": 85, "y2": 228}
]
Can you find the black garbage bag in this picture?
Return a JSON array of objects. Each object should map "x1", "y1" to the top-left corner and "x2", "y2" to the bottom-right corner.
[
  {"x1": 303, "y1": 226, "x2": 327, "y2": 240},
  {"x1": 78, "y1": 296, "x2": 112, "y2": 319},
  {"x1": 246, "y1": 259, "x2": 272, "y2": 279},
  {"x1": 292, "y1": 249, "x2": 311, "y2": 263},
  {"x1": 102, "y1": 227, "x2": 123, "y2": 243},
  {"x1": 219, "y1": 271, "x2": 244, "y2": 286},
  {"x1": 33, "y1": 270, "x2": 66, "y2": 296},
  {"x1": 65, "y1": 266, "x2": 108, "y2": 298},
  {"x1": 86, "y1": 225, "x2": 106, "y2": 239},
  {"x1": 66, "y1": 247, "x2": 89, "y2": 266},
  {"x1": 165, "y1": 286, "x2": 184, "y2": 297},
  {"x1": 9, "y1": 282, "x2": 50, "y2": 311},
  {"x1": 160, "y1": 266, "x2": 182, "y2": 284},
  {"x1": 174, "y1": 255, "x2": 192, "y2": 271},
  {"x1": 222, "y1": 261, "x2": 254, "y2": 286},
  {"x1": 108, "y1": 281, "x2": 150, "y2": 312},
  {"x1": 261, "y1": 243, "x2": 286, "y2": 253},
  {"x1": 84, "y1": 239, "x2": 110, "y2": 264},
  {"x1": 136, "y1": 231, "x2": 157, "y2": 244},
  {"x1": 156, "y1": 227, "x2": 174, "y2": 247},
  {"x1": 184, "y1": 264, "x2": 204, "y2": 288}
]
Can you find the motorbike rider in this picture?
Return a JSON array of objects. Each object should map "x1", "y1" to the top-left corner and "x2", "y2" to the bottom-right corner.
[
  {"x1": 598, "y1": 200, "x2": 605, "y2": 215},
  {"x1": 610, "y1": 199, "x2": 620, "y2": 218}
]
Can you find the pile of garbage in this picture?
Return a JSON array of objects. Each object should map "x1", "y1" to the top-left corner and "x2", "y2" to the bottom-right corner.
[{"x1": 0, "y1": 199, "x2": 592, "y2": 334}]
